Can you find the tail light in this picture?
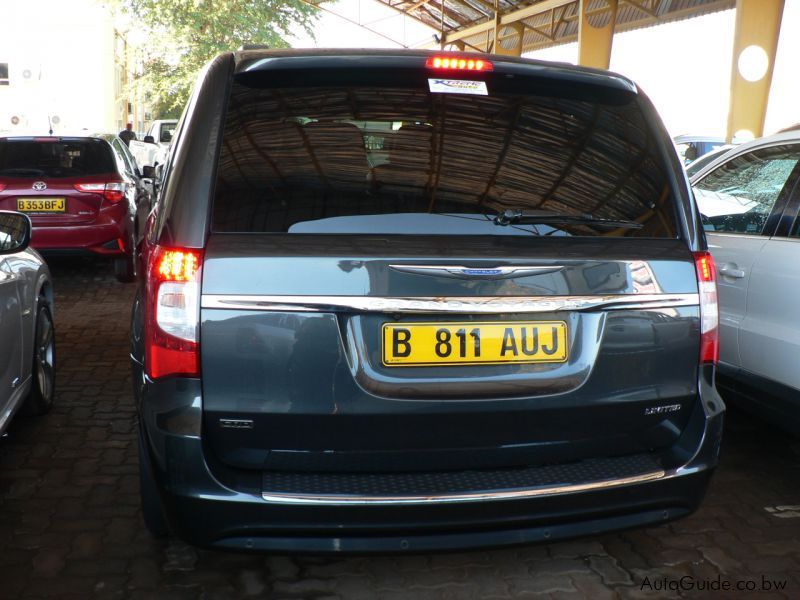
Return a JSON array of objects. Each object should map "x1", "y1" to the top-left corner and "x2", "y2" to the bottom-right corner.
[
  {"x1": 74, "y1": 182, "x2": 127, "y2": 203},
  {"x1": 0, "y1": 183, "x2": 6, "y2": 192},
  {"x1": 694, "y1": 251, "x2": 719, "y2": 365},
  {"x1": 145, "y1": 246, "x2": 203, "y2": 379},
  {"x1": 426, "y1": 56, "x2": 493, "y2": 71}
]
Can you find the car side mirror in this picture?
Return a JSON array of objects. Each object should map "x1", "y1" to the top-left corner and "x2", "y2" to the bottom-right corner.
[
  {"x1": 0, "y1": 211, "x2": 32, "y2": 255},
  {"x1": 142, "y1": 165, "x2": 157, "y2": 179},
  {"x1": 144, "y1": 135, "x2": 156, "y2": 144}
]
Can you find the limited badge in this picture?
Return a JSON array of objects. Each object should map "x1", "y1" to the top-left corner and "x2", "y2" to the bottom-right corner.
[
  {"x1": 644, "y1": 404, "x2": 682, "y2": 415},
  {"x1": 428, "y1": 78, "x2": 488, "y2": 96}
]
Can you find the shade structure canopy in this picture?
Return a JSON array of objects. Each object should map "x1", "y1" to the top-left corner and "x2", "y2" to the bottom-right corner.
[{"x1": 368, "y1": 0, "x2": 734, "y2": 54}]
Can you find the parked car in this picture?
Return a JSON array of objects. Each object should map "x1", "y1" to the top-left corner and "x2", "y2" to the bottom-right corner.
[
  {"x1": 0, "y1": 211, "x2": 55, "y2": 432},
  {"x1": 129, "y1": 119, "x2": 178, "y2": 170},
  {"x1": 146, "y1": 119, "x2": 178, "y2": 148},
  {"x1": 131, "y1": 49, "x2": 724, "y2": 553},
  {"x1": 685, "y1": 144, "x2": 735, "y2": 178},
  {"x1": 690, "y1": 130, "x2": 800, "y2": 433},
  {"x1": 0, "y1": 134, "x2": 152, "y2": 282},
  {"x1": 674, "y1": 135, "x2": 726, "y2": 165}
]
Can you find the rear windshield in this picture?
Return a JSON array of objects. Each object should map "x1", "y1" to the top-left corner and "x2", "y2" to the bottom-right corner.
[
  {"x1": 212, "y1": 74, "x2": 677, "y2": 238},
  {"x1": 0, "y1": 139, "x2": 116, "y2": 178}
]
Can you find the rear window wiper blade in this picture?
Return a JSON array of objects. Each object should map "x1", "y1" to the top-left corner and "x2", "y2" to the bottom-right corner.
[
  {"x1": 493, "y1": 209, "x2": 643, "y2": 229},
  {"x1": 0, "y1": 167, "x2": 46, "y2": 176}
]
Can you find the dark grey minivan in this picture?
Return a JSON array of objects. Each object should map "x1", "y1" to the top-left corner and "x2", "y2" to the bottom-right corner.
[{"x1": 131, "y1": 49, "x2": 724, "y2": 553}]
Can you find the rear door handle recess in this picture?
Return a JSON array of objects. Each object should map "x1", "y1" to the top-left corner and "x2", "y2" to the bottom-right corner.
[{"x1": 719, "y1": 265, "x2": 745, "y2": 279}]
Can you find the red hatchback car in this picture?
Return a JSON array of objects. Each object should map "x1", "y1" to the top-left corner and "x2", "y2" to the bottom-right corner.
[{"x1": 0, "y1": 134, "x2": 151, "y2": 282}]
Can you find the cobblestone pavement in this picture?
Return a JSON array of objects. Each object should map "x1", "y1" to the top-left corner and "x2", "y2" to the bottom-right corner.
[{"x1": 1, "y1": 257, "x2": 800, "y2": 599}]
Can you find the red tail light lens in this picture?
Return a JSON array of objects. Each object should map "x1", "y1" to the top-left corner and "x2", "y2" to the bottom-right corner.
[
  {"x1": 74, "y1": 183, "x2": 105, "y2": 193},
  {"x1": 145, "y1": 246, "x2": 203, "y2": 379},
  {"x1": 694, "y1": 251, "x2": 719, "y2": 365},
  {"x1": 0, "y1": 183, "x2": 6, "y2": 192},
  {"x1": 157, "y1": 249, "x2": 200, "y2": 282},
  {"x1": 74, "y1": 182, "x2": 127, "y2": 203},
  {"x1": 103, "y1": 183, "x2": 126, "y2": 203},
  {"x1": 426, "y1": 56, "x2": 493, "y2": 71}
]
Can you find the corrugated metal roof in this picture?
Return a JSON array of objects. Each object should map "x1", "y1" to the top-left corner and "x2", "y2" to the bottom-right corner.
[{"x1": 372, "y1": 0, "x2": 734, "y2": 53}]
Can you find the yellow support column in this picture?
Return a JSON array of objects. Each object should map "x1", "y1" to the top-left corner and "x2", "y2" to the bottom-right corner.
[
  {"x1": 493, "y1": 23, "x2": 525, "y2": 56},
  {"x1": 493, "y1": 20, "x2": 524, "y2": 57},
  {"x1": 578, "y1": 0, "x2": 618, "y2": 70},
  {"x1": 727, "y1": 0, "x2": 785, "y2": 142}
]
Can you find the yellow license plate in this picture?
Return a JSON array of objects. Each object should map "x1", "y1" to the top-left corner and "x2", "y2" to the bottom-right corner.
[
  {"x1": 17, "y1": 198, "x2": 66, "y2": 213},
  {"x1": 382, "y1": 321, "x2": 568, "y2": 367}
]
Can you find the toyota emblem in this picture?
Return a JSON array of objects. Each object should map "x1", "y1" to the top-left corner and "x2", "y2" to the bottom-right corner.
[{"x1": 32, "y1": 181, "x2": 47, "y2": 191}]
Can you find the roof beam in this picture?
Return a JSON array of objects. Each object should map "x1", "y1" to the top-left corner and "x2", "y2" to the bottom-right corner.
[
  {"x1": 442, "y1": 0, "x2": 575, "y2": 44},
  {"x1": 623, "y1": 0, "x2": 658, "y2": 18},
  {"x1": 403, "y1": 0, "x2": 435, "y2": 13},
  {"x1": 422, "y1": 0, "x2": 734, "y2": 53}
]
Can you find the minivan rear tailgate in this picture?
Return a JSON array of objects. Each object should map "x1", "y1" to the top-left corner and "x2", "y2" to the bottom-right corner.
[{"x1": 200, "y1": 234, "x2": 701, "y2": 472}]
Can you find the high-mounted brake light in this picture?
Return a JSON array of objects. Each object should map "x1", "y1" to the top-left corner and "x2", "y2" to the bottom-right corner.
[
  {"x1": 74, "y1": 182, "x2": 127, "y2": 203},
  {"x1": 145, "y1": 246, "x2": 204, "y2": 379},
  {"x1": 426, "y1": 56, "x2": 493, "y2": 71},
  {"x1": 694, "y1": 251, "x2": 719, "y2": 365}
]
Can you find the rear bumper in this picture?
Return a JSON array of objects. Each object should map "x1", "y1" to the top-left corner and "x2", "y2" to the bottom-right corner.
[
  {"x1": 135, "y1": 370, "x2": 724, "y2": 554},
  {"x1": 165, "y1": 464, "x2": 712, "y2": 554},
  {"x1": 156, "y1": 448, "x2": 714, "y2": 553},
  {"x1": 30, "y1": 215, "x2": 131, "y2": 256}
]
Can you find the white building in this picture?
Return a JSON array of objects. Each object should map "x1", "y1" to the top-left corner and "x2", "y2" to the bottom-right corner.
[{"x1": 0, "y1": 0, "x2": 133, "y2": 135}]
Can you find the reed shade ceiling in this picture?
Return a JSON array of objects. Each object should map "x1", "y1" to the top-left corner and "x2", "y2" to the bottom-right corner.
[
  {"x1": 364, "y1": 0, "x2": 735, "y2": 54},
  {"x1": 213, "y1": 82, "x2": 674, "y2": 236}
]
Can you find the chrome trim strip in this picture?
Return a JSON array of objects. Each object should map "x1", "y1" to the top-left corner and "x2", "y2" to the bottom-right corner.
[
  {"x1": 388, "y1": 264, "x2": 564, "y2": 280},
  {"x1": 202, "y1": 293, "x2": 698, "y2": 314},
  {"x1": 261, "y1": 469, "x2": 667, "y2": 505}
]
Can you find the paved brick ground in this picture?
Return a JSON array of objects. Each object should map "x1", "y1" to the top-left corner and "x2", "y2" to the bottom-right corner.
[{"x1": 1, "y1": 257, "x2": 800, "y2": 599}]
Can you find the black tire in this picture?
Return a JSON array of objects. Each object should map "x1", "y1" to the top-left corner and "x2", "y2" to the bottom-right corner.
[
  {"x1": 138, "y1": 424, "x2": 169, "y2": 537},
  {"x1": 23, "y1": 302, "x2": 55, "y2": 416},
  {"x1": 114, "y1": 253, "x2": 136, "y2": 283}
]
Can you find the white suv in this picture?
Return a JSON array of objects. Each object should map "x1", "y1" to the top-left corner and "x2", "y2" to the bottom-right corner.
[{"x1": 691, "y1": 131, "x2": 800, "y2": 433}]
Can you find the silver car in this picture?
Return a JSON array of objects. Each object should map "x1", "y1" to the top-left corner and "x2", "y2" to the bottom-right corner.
[
  {"x1": 690, "y1": 131, "x2": 800, "y2": 433},
  {"x1": 0, "y1": 211, "x2": 55, "y2": 431}
]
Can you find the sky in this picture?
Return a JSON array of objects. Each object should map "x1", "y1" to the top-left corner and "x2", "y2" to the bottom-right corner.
[
  {"x1": 289, "y1": 0, "x2": 437, "y2": 49},
  {"x1": 289, "y1": 0, "x2": 800, "y2": 138}
]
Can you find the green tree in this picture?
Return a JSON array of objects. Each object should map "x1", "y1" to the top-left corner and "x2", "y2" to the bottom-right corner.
[{"x1": 124, "y1": 0, "x2": 318, "y2": 118}]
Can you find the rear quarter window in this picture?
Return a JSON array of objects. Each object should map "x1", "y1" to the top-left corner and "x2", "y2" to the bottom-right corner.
[{"x1": 212, "y1": 73, "x2": 678, "y2": 238}]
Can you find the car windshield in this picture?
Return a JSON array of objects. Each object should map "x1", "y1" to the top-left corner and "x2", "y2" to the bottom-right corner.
[
  {"x1": 686, "y1": 146, "x2": 732, "y2": 178},
  {"x1": 0, "y1": 139, "x2": 116, "y2": 178},
  {"x1": 212, "y1": 75, "x2": 678, "y2": 238}
]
